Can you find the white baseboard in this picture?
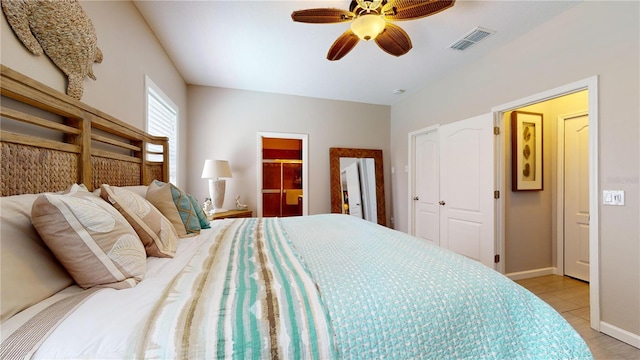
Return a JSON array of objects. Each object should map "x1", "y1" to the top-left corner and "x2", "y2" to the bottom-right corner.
[
  {"x1": 506, "y1": 267, "x2": 557, "y2": 281},
  {"x1": 600, "y1": 321, "x2": 640, "y2": 349}
]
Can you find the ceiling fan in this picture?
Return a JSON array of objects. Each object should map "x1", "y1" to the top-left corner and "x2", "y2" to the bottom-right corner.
[{"x1": 291, "y1": 0, "x2": 455, "y2": 61}]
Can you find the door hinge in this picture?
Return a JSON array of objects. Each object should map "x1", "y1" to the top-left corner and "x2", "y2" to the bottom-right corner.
[
  {"x1": 494, "y1": 254, "x2": 500, "y2": 263},
  {"x1": 493, "y1": 126, "x2": 500, "y2": 135},
  {"x1": 494, "y1": 190, "x2": 500, "y2": 199}
]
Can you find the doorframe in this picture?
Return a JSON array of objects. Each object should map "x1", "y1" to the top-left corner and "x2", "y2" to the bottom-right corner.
[
  {"x1": 407, "y1": 124, "x2": 439, "y2": 235},
  {"x1": 492, "y1": 76, "x2": 599, "y2": 331},
  {"x1": 556, "y1": 110, "x2": 589, "y2": 278},
  {"x1": 256, "y1": 132, "x2": 309, "y2": 217}
]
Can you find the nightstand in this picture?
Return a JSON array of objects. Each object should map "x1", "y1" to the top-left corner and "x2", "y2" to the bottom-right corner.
[{"x1": 207, "y1": 209, "x2": 253, "y2": 220}]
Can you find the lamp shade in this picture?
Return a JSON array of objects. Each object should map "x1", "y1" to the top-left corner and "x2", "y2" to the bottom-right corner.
[
  {"x1": 350, "y1": 14, "x2": 386, "y2": 41},
  {"x1": 201, "y1": 159, "x2": 232, "y2": 179}
]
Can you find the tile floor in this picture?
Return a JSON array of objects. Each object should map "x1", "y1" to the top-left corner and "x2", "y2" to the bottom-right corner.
[{"x1": 516, "y1": 275, "x2": 640, "y2": 360}]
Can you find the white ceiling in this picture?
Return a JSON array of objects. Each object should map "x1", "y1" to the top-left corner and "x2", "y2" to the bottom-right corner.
[{"x1": 134, "y1": 0, "x2": 580, "y2": 106}]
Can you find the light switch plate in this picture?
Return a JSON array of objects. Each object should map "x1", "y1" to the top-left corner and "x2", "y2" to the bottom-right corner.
[{"x1": 603, "y1": 190, "x2": 625, "y2": 206}]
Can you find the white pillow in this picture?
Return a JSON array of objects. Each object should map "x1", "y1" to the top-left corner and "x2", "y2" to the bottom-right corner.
[{"x1": 0, "y1": 193, "x2": 73, "y2": 322}]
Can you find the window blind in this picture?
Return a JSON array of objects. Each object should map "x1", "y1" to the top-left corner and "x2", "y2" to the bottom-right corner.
[{"x1": 146, "y1": 79, "x2": 178, "y2": 185}]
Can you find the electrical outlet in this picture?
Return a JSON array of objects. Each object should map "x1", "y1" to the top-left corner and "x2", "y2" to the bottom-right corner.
[{"x1": 603, "y1": 190, "x2": 625, "y2": 206}]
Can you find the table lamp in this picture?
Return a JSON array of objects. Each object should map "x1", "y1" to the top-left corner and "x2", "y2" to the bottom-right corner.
[{"x1": 201, "y1": 159, "x2": 232, "y2": 213}]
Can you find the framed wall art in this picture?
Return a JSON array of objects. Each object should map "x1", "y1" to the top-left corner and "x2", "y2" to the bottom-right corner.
[{"x1": 511, "y1": 111, "x2": 543, "y2": 191}]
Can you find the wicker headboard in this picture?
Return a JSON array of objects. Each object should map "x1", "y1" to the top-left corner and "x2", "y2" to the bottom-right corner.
[{"x1": 0, "y1": 65, "x2": 168, "y2": 196}]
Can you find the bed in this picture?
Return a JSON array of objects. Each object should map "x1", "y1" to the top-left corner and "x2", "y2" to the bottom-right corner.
[{"x1": 0, "y1": 65, "x2": 592, "y2": 359}]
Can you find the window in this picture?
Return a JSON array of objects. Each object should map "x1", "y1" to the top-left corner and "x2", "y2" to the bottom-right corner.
[{"x1": 145, "y1": 76, "x2": 178, "y2": 185}]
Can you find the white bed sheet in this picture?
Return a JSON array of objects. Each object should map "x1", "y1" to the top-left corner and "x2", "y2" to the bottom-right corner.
[{"x1": 19, "y1": 225, "x2": 219, "y2": 359}]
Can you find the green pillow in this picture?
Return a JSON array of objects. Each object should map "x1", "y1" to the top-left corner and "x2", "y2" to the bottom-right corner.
[
  {"x1": 152, "y1": 180, "x2": 200, "y2": 234},
  {"x1": 188, "y1": 194, "x2": 211, "y2": 229}
]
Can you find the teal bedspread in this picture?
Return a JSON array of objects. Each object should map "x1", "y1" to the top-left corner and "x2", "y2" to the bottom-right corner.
[
  {"x1": 281, "y1": 214, "x2": 592, "y2": 359},
  {"x1": 8, "y1": 215, "x2": 591, "y2": 359}
]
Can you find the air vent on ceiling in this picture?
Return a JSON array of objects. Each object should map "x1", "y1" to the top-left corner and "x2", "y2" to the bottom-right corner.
[{"x1": 448, "y1": 27, "x2": 495, "y2": 51}]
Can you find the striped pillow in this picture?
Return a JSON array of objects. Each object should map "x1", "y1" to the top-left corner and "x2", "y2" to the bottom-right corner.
[
  {"x1": 100, "y1": 184, "x2": 177, "y2": 258},
  {"x1": 31, "y1": 184, "x2": 146, "y2": 289}
]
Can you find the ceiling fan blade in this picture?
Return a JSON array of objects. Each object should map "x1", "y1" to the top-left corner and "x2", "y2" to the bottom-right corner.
[
  {"x1": 291, "y1": 8, "x2": 355, "y2": 24},
  {"x1": 382, "y1": 0, "x2": 455, "y2": 21},
  {"x1": 327, "y1": 30, "x2": 360, "y2": 61},
  {"x1": 375, "y1": 23, "x2": 412, "y2": 57}
]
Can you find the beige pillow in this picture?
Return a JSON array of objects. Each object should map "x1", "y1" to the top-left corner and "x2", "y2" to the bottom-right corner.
[
  {"x1": 92, "y1": 185, "x2": 147, "y2": 198},
  {"x1": 0, "y1": 193, "x2": 74, "y2": 322},
  {"x1": 100, "y1": 184, "x2": 177, "y2": 258},
  {"x1": 31, "y1": 184, "x2": 146, "y2": 289},
  {"x1": 119, "y1": 185, "x2": 148, "y2": 198},
  {"x1": 148, "y1": 180, "x2": 201, "y2": 234},
  {"x1": 146, "y1": 181, "x2": 187, "y2": 236}
]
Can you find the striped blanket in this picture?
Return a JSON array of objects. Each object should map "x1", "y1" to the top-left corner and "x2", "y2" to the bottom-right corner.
[{"x1": 133, "y1": 218, "x2": 336, "y2": 359}]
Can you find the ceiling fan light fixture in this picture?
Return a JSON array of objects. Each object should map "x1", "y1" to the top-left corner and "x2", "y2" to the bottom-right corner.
[{"x1": 351, "y1": 14, "x2": 386, "y2": 41}]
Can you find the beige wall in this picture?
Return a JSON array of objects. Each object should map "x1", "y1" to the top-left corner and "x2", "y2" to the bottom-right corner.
[
  {"x1": 186, "y1": 85, "x2": 391, "y2": 221},
  {"x1": 504, "y1": 91, "x2": 588, "y2": 274},
  {"x1": 0, "y1": 0, "x2": 188, "y2": 185},
  {"x1": 390, "y1": 1, "x2": 639, "y2": 336}
]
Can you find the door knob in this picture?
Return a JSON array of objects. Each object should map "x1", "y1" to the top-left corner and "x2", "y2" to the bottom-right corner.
[
  {"x1": 439, "y1": 201, "x2": 446, "y2": 205},
  {"x1": 413, "y1": 196, "x2": 419, "y2": 201}
]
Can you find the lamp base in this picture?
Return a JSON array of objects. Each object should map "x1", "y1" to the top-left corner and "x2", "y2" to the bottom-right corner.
[{"x1": 209, "y1": 178, "x2": 227, "y2": 211}]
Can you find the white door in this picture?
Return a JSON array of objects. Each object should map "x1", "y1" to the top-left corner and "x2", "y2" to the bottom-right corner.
[
  {"x1": 344, "y1": 163, "x2": 363, "y2": 219},
  {"x1": 564, "y1": 114, "x2": 590, "y2": 281},
  {"x1": 439, "y1": 114, "x2": 495, "y2": 267},
  {"x1": 413, "y1": 131, "x2": 440, "y2": 246}
]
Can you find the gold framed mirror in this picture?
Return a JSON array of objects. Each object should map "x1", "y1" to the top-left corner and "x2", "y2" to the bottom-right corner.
[{"x1": 330, "y1": 147, "x2": 386, "y2": 226}]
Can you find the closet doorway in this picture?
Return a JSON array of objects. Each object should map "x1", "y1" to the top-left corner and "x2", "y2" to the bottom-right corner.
[
  {"x1": 256, "y1": 132, "x2": 308, "y2": 217},
  {"x1": 493, "y1": 77, "x2": 599, "y2": 331},
  {"x1": 497, "y1": 91, "x2": 589, "y2": 283}
]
